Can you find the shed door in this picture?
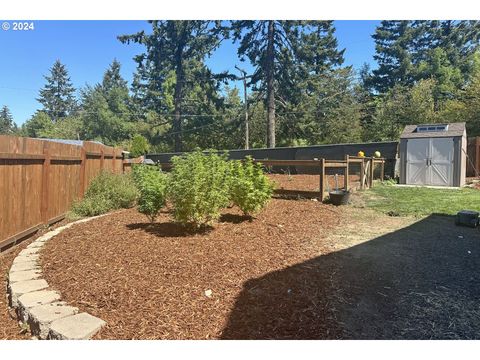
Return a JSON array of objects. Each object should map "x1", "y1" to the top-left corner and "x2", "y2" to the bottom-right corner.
[
  {"x1": 429, "y1": 138, "x2": 454, "y2": 186},
  {"x1": 406, "y1": 137, "x2": 454, "y2": 186},
  {"x1": 406, "y1": 138, "x2": 429, "y2": 185}
]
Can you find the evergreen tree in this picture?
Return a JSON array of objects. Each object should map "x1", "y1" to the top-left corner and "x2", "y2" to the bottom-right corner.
[
  {"x1": 232, "y1": 21, "x2": 344, "y2": 148},
  {"x1": 119, "y1": 21, "x2": 227, "y2": 152},
  {"x1": 370, "y1": 21, "x2": 417, "y2": 93},
  {"x1": 81, "y1": 60, "x2": 133, "y2": 145},
  {"x1": 37, "y1": 60, "x2": 77, "y2": 122},
  {"x1": 102, "y1": 59, "x2": 128, "y2": 92},
  {"x1": 0, "y1": 105, "x2": 17, "y2": 135}
]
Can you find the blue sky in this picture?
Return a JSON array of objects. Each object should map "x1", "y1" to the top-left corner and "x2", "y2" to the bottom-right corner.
[{"x1": 0, "y1": 20, "x2": 380, "y2": 125}]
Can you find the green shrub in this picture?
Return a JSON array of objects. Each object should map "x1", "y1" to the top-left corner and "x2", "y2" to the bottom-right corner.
[
  {"x1": 229, "y1": 156, "x2": 274, "y2": 216},
  {"x1": 132, "y1": 164, "x2": 168, "y2": 222},
  {"x1": 129, "y1": 134, "x2": 151, "y2": 157},
  {"x1": 70, "y1": 171, "x2": 138, "y2": 218},
  {"x1": 168, "y1": 150, "x2": 231, "y2": 227}
]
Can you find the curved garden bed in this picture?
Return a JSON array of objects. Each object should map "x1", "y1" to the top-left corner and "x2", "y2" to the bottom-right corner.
[{"x1": 40, "y1": 199, "x2": 342, "y2": 339}]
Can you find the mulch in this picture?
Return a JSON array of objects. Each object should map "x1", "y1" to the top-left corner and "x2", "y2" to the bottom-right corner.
[
  {"x1": 0, "y1": 218, "x2": 70, "y2": 340},
  {"x1": 41, "y1": 199, "x2": 344, "y2": 339}
]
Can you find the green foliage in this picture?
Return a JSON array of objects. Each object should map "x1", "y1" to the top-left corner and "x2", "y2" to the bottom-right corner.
[
  {"x1": 129, "y1": 134, "x2": 151, "y2": 157},
  {"x1": 37, "y1": 60, "x2": 77, "y2": 122},
  {"x1": 132, "y1": 164, "x2": 167, "y2": 222},
  {"x1": 168, "y1": 150, "x2": 231, "y2": 227},
  {"x1": 0, "y1": 105, "x2": 17, "y2": 135},
  {"x1": 229, "y1": 157, "x2": 274, "y2": 216},
  {"x1": 70, "y1": 171, "x2": 138, "y2": 217}
]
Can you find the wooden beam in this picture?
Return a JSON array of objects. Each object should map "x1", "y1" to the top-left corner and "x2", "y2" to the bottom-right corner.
[
  {"x1": 319, "y1": 158, "x2": 325, "y2": 202},
  {"x1": 369, "y1": 158, "x2": 374, "y2": 188},
  {"x1": 79, "y1": 146, "x2": 87, "y2": 198},
  {"x1": 360, "y1": 159, "x2": 365, "y2": 190},
  {"x1": 344, "y1": 155, "x2": 349, "y2": 191},
  {"x1": 0, "y1": 223, "x2": 42, "y2": 250},
  {"x1": 41, "y1": 142, "x2": 51, "y2": 223},
  {"x1": 0, "y1": 152, "x2": 45, "y2": 160},
  {"x1": 254, "y1": 159, "x2": 320, "y2": 167}
]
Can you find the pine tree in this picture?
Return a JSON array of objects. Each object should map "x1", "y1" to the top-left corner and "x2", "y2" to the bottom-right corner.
[
  {"x1": 232, "y1": 21, "x2": 344, "y2": 148},
  {"x1": 119, "y1": 21, "x2": 227, "y2": 152},
  {"x1": 102, "y1": 59, "x2": 128, "y2": 92},
  {"x1": 370, "y1": 21, "x2": 417, "y2": 93},
  {"x1": 0, "y1": 105, "x2": 17, "y2": 135},
  {"x1": 37, "y1": 60, "x2": 77, "y2": 122}
]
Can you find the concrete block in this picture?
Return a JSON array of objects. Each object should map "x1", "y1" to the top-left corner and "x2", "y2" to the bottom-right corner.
[
  {"x1": 27, "y1": 241, "x2": 46, "y2": 249},
  {"x1": 10, "y1": 261, "x2": 39, "y2": 273},
  {"x1": 8, "y1": 279, "x2": 49, "y2": 308},
  {"x1": 8, "y1": 269, "x2": 42, "y2": 283},
  {"x1": 27, "y1": 302, "x2": 79, "y2": 339},
  {"x1": 13, "y1": 253, "x2": 40, "y2": 264},
  {"x1": 49, "y1": 313, "x2": 106, "y2": 340},
  {"x1": 19, "y1": 247, "x2": 41, "y2": 256},
  {"x1": 17, "y1": 290, "x2": 61, "y2": 323}
]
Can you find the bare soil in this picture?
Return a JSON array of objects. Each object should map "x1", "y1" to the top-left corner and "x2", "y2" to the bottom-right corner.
[{"x1": 268, "y1": 174, "x2": 360, "y2": 192}]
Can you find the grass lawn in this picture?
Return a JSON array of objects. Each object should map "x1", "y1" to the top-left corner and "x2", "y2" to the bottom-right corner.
[{"x1": 361, "y1": 184, "x2": 480, "y2": 217}]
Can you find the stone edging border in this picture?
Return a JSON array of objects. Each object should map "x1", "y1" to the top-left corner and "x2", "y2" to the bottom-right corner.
[{"x1": 7, "y1": 215, "x2": 107, "y2": 340}]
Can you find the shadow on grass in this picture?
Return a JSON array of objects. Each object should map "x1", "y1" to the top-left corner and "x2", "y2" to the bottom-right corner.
[{"x1": 220, "y1": 214, "x2": 480, "y2": 339}]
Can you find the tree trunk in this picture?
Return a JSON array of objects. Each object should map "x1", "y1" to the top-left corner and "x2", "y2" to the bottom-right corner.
[
  {"x1": 174, "y1": 48, "x2": 184, "y2": 153},
  {"x1": 266, "y1": 20, "x2": 276, "y2": 148}
]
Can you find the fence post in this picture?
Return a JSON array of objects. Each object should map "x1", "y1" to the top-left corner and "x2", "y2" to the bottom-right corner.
[
  {"x1": 369, "y1": 158, "x2": 374, "y2": 188},
  {"x1": 319, "y1": 158, "x2": 325, "y2": 202},
  {"x1": 360, "y1": 159, "x2": 365, "y2": 190},
  {"x1": 474, "y1": 136, "x2": 480, "y2": 175},
  {"x1": 41, "y1": 142, "x2": 51, "y2": 223},
  {"x1": 79, "y1": 146, "x2": 87, "y2": 198},
  {"x1": 380, "y1": 159, "x2": 385, "y2": 181},
  {"x1": 100, "y1": 148, "x2": 105, "y2": 171},
  {"x1": 344, "y1": 155, "x2": 349, "y2": 192},
  {"x1": 112, "y1": 149, "x2": 116, "y2": 173}
]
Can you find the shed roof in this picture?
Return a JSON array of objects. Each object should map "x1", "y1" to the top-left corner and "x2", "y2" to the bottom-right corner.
[{"x1": 400, "y1": 122, "x2": 466, "y2": 139}]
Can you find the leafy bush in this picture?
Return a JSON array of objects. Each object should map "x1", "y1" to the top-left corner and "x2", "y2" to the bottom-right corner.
[
  {"x1": 168, "y1": 150, "x2": 231, "y2": 227},
  {"x1": 229, "y1": 156, "x2": 274, "y2": 216},
  {"x1": 132, "y1": 164, "x2": 168, "y2": 222},
  {"x1": 70, "y1": 171, "x2": 138, "y2": 218},
  {"x1": 129, "y1": 134, "x2": 151, "y2": 157}
]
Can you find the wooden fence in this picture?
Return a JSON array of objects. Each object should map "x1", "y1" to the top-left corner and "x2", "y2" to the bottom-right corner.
[{"x1": 0, "y1": 135, "x2": 126, "y2": 251}]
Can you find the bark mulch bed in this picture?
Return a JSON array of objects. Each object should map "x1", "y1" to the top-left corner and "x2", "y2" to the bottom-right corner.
[
  {"x1": 41, "y1": 199, "x2": 344, "y2": 339},
  {"x1": 0, "y1": 219, "x2": 69, "y2": 340}
]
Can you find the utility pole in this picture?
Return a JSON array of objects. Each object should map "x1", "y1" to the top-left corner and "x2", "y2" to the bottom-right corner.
[{"x1": 235, "y1": 65, "x2": 249, "y2": 150}]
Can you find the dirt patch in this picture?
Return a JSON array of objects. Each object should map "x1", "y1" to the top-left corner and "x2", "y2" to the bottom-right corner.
[
  {"x1": 268, "y1": 174, "x2": 360, "y2": 192},
  {"x1": 41, "y1": 200, "x2": 343, "y2": 339},
  {"x1": 0, "y1": 218, "x2": 70, "y2": 340},
  {"x1": 322, "y1": 208, "x2": 480, "y2": 339}
]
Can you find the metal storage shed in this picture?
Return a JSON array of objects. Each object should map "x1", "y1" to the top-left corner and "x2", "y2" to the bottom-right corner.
[{"x1": 399, "y1": 123, "x2": 467, "y2": 187}]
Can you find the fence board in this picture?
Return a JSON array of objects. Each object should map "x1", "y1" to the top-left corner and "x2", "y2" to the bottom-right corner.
[{"x1": 0, "y1": 135, "x2": 125, "y2": 251}]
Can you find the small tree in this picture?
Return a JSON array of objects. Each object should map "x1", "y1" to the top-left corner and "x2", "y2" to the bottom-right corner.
[
  {"x1": 230, "y1": 157, "x2": 274, "y2": 217},
  {"x1": 132, "y1": 164, "x2": 167, "y2": 222},
  {"x1": 168, "y1": 150, "x2": 230, "y2": 227},
  {"x1": 130, "y1": 134, "x2": 151, "y2": 157}
]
